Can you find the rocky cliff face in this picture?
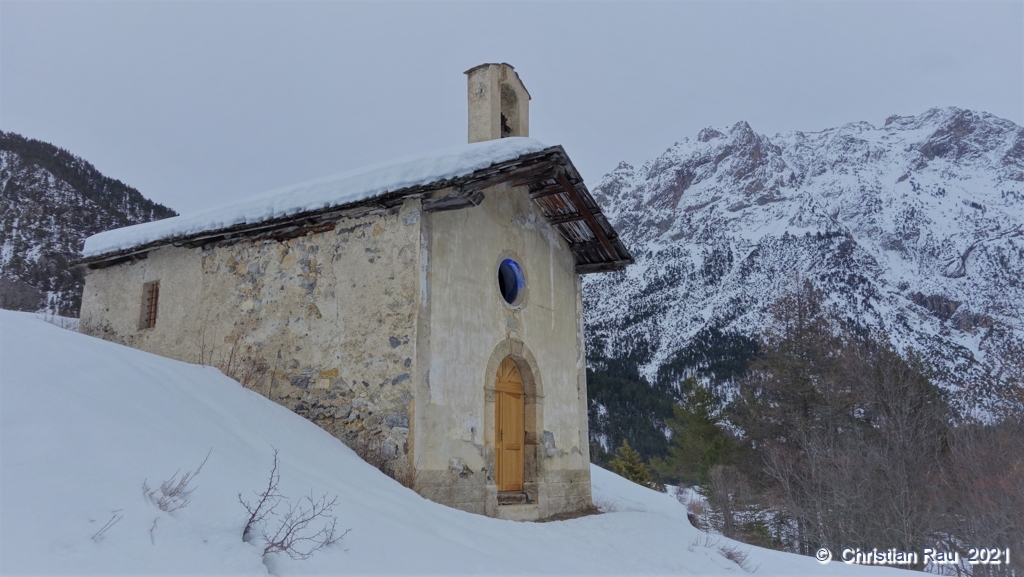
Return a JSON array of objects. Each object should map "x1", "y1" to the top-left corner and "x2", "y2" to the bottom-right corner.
[
  {"x1": 0, "y1": 132, "x2": 176, "y2": 316},
  {"x1": 583, "y1": 107, "x2": 1024, "y2": 416}
]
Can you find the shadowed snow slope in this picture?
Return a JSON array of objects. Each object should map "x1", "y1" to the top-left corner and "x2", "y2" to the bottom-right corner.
[{"x1": 0, "y1": 310, "x2": 897, "y2": 575}]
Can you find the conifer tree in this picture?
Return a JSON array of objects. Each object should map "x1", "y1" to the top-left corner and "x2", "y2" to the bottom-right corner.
[
  {"x1": 609, "y1": 439, "x2": 660, "y2": 490},
  {"x1": 652, "y1": 378, "x2": 733, "y2": 486}
]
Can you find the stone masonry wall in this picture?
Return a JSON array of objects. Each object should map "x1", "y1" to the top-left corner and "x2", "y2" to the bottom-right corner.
[{"x1": 80, "y1": 200, "x2": 425, "y2": 479}]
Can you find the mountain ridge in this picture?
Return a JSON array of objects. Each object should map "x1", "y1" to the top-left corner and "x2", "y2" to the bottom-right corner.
[
  {"x1": 583, "y1": 106, "x2": 1024, "y2": 420},
  {"x1": 0, "y1": 131, "x2": 176, "y2": 315}
]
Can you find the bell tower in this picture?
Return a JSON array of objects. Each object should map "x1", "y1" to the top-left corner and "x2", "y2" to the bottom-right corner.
[{"x1": 465, "y1": 63, "x2": 531, "y2": 143}]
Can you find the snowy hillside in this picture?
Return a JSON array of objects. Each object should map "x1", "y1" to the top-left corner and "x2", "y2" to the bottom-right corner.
[
  {"x1": 584, "y1": 107, "x2": 1024, "y2": 414},
  {"x1": 0, "y1": 132, "x2": 175, "y2": 316},
  {"x1": 0, "y1": 310, "x2": 898, "y2": 575}
]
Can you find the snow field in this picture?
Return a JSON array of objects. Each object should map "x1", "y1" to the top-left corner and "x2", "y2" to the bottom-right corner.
[{"x1": 0, "y1": 311, "x2": 897, "y2": 575}]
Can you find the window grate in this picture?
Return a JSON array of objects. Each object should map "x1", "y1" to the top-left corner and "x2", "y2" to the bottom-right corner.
[{"x1": 140, "y1": 281, "x2": 160, "y2": 329}]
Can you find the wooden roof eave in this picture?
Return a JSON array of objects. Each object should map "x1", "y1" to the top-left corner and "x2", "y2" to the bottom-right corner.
[
  {"x1": 521, "y1": 147, "x2": 634, "y2": 274},
  {"x1": 75, "y1": 146, "x2": 633, "y2": 274}
]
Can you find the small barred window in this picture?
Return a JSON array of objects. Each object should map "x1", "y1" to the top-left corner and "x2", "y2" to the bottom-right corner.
[{"x1": 140, "y1": 281, "x2": 160, "y2": 329}]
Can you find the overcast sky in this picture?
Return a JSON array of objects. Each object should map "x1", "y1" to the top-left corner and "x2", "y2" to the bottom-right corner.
[{"x1": 2, "y1": 1, "x2": 1021, "y2": 214}]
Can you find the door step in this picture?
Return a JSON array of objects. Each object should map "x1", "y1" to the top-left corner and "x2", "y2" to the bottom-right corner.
[
  {"x1": 496, "y1": 503, "x2": 540, "y2": 522},
  {"x1": 497, "y1": 491, "x2": 528, "y2": 506}
]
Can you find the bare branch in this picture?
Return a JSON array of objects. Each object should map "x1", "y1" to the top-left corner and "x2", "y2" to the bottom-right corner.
[
  {"x1": 91, "y1": 510, "x2": 123, "y2": 541},
  {"x1": 239, "y1": 449, "x2": 282, "y2": 540},
  {"x1": 239, "y1": 449, "x2": 350, "y2": 560},
  {"x1": 143, "y1": 449, "x2": 211, "y2": 513},
  {"x1": 261, "y1": 492, "x2": 349, "y2": 560}
]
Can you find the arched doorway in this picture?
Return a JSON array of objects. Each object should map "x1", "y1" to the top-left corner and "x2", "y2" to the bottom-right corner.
[
  {"x1": 483, "y1": 340, "x2": 544, "y2": 514},
  {"x1": 494, "y1": 357, "x2": 524, "y2": 491}
]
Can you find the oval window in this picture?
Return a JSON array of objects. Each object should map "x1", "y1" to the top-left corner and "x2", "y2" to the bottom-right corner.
[{"x1": 497, "y1": 258, "x2": 525, "y2": 305}]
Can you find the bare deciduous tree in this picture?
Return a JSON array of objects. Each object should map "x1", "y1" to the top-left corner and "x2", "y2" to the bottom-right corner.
[
  {"x1": 705, "y1": 465, "x2": 751, "y2": 540},
  {"x1": 940, "y1": 421, "x2": 1024, "y2": 577},
  {"x1": 732, "y1": 282, "x2": 956, "y2": 562},
  {"x1": 681, "y1": 280, "x2": 1024, "y2": 572}
]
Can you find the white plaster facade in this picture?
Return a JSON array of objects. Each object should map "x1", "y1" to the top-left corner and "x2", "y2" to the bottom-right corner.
[{"x1": 414, "y1": 182, "x2": 592, "y2": 516}]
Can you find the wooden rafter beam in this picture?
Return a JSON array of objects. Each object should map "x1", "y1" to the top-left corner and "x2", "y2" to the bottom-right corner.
[
  {"x1": 460, "y1": 161, "x2": 556, "y2": 195},
  {"x1": 554, "y1": 170, "x2": 617, "y2": 258},
  {"x1": 530, "y1": 178, "x2": 591, "y2": 200},
  {"x1": 569, "y1": 240, "x2": 604, "y2": 251},
  {"x1": 502, "y1": 165, "x2": 559, "y2": 189},
  {"x1": 548, "y1": 213, "x2": 586, "y2": 226},
  {"x1": 530, "y1": 186, "x2": 565, "y2": 200},
  {"x1": 421, "y1": 189, "x2": 484, "y2": 212},
  {"x1": 575, "y1": 261, "x2": 631, "y2": 274}
]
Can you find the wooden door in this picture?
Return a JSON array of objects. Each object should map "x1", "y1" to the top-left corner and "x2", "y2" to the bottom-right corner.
[{"x1": 495, "y1": 357, "x2": 524, "y2": 492}]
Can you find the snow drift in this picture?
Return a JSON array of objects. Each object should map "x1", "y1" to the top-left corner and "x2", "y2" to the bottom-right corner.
[{"x1": 0, "y1": 310, "x2": 895, "y2": 575}]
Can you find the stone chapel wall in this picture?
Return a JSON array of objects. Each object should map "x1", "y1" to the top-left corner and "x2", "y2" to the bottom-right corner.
[{"x1": 80, "y1": 200, "x2": 425, "y2": 479}]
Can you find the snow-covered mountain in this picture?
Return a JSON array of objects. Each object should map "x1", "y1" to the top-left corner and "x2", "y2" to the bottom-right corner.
[
  {"x1": 583, "y1": 107, "x2": 1024, "y2": 415},
  {"x1": 0, "y1": 132, "x2": 176, "y2": 316}
]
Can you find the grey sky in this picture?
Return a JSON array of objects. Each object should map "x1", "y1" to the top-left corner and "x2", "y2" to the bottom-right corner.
[{"x1": 2, "y1": 1, "x2": 1021, "y2": 214}]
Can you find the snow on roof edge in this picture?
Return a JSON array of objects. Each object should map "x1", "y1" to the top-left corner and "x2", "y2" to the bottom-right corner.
[{"x1": 82, "y1": 137, "x2": 549, "y2": 258}]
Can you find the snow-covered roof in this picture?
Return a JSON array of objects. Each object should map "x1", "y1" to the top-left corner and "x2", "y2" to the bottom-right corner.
[{"x1": 82, "y1": 138, "x2": 549, "y2": 259}]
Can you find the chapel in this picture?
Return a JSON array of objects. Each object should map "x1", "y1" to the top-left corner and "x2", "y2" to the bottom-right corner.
[{"x1": 78, "y1": 63, "x2": 633, "y2": 520}]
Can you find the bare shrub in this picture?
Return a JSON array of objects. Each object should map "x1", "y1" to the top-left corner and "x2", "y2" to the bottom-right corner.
[
  {"x1": 684, "y1": 493, "x2": 708, "y2": 531},
  {"x1": 261, "y1": 492, "x2": 349, "y2": 560},
  {"x1": 240, "y1": 449, "x2": 283, "y2": 540},
  {"x1": 91, "y1": 510, "x2": 123, "y2": 541},
  {"x1": 693, "y1": 529, "x2": 764, "y2": 571},
  {"x1": 217, "y1": 333, "x2": 269, "y2": 389},
  {"x1": 240, "y1": 450, "x2": 350, "y2": 561},
  {"x1": 683, "y1": 493, "x2": 707, "y2": 516},
  {"x1": 143, "y1": 449, "x2": 210, "y2": 513},
  {"x1": 689, "y1": 530, "x2": 720, "y2": 552},
  {"x1": 592, "y1": 496, "x2": 620, "y2": 513},
  {"x1": 718, "y1": 543, "x2": 760, "y2": 573},
  {"x1": 195, "y1": 321, "x2": 268, "y2": 389}
]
